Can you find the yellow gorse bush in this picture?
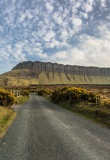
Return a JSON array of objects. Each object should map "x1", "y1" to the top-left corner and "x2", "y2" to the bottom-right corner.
[
  {"x1": 39, "y1": 87, "x2": 100, "y2": 104},
  {"x1": 37, "y1": 87, "x2": 100, "y2": 104},
  {"x1": 0, "y1": 89, "x2": 15, "y2": 107}
]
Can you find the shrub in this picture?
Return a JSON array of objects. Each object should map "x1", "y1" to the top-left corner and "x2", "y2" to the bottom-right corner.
[
  {"x1": 0, "y1": 89, "x2": 15, "y2": 107},
  {"x1": 87, "y1": 92, "x2": 100, "y2": 103},
  {"x1": 37, "y1": 87, "x2": 100, "y2": 105},
  {"x1": 51, "y1": 87, "x2": 100, "y2": 104},
  {"x1": 38, "y1": 90, "x2": 45, "y2": 96},
  {"x1": 38, "y1": 89, "x2": 52, "y2": 96},
  {"x1": 103, "y1": 100, "x2": 110, "y2": 108},
  {"x1": 21, "y1": 90, "x2": 29, "y2": 97}
]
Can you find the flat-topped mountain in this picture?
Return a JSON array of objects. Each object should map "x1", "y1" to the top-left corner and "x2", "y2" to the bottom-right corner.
[{"x1": 0, "y1": 61, "x2": 110, "y2": 86}]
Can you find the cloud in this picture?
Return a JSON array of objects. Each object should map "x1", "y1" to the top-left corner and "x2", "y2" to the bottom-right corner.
[
  {"x1": 60, "y1": 29, "x2": 68, "y2": 40},
  {"x1": 0, "y1": 25, "x2": 4, "y2": 33},
  {"x1": 12, "y1": 0, "x2": 17, "y2": 5},
  {"x1": 36, "y1": 43, "x2": 42, "y2": 47},
  {"x1": 0, "y1": 50, "x2": 9, "y2": 59},
  {"x1": 101, "y1": 0, "x2": 106, "y2": 7},
  {"x1": 43, "y1": 30, "x2": 56, "y2": 42},
  {"x1": 72, "y1": 17, "x2": 82, "y2": 26},
  {"x1": 82, "y1": 0, "x2": 94, "y2": 13},
  {"x1": 0, "y1": 0, "x2": 110, "y2": 74},
  {"x1": 45, "y1": 39, "x2": 60, "y2": 48},
  {"x1": 36, "y1": 52, "x2": 47, "y2": 58},
  {"x1": 53, "y1": 11, "x2": 63, "y2": 24},
  {"x1": 19, "y1": 13, "x2": 26, "y2": 23},
  {"x1": 75, "y1": 2, "x2": 81, "y2": 8},
  {"x1": 45, "y1": 2, "x2": 54, "y2": 13},
  {"x1": 80, "y1": 12, "x2": 89, "y2": 19},
  {"x1": 43, "y1": 23, "x2": 110, "y2": 67}
]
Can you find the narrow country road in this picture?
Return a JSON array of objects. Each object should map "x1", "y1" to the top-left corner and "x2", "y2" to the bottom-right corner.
[{"x1": 0, "y1": 94, "x2": 110, "y2": 160}]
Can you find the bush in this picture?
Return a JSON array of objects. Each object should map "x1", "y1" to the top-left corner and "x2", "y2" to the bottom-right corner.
[
  {"x1": 21, "y1": 90, "x2": 29, "y2": 97},
  {"x1": 87, "y1": 92, "x2": 100, "y2": 103},
  {"x1": 38, "y1": 89, "x2": 52, "y2": 96},
  {"x1": 0, "y1": 89, "x2": 15, "y2": 107},
  {"x1": 103, "y1": 100, "x2": 110, "y2": 108},
  {"x1": 37, "y1": 87, "x2": 100, "y2": 105},
  {"x1": 51, "y1": 87, "x2": 100, "y2": 104},
  {"x1": 37, "y1": 90, "x2": 45, "y2": 96}
]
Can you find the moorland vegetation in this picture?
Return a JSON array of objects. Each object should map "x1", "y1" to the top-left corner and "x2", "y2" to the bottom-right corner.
[{"x1": 37, "y1": 86, "x2": 110, "y2": 128}]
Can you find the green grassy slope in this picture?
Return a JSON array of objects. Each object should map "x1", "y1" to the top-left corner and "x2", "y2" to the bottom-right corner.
[{"x1": 0, "y1": 70, "x2": 110, "y2": 86}]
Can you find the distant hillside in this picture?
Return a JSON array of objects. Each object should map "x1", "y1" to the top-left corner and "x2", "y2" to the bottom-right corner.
[{"x1": 0, "y1": 61, "x2": 110, "y2": 86}]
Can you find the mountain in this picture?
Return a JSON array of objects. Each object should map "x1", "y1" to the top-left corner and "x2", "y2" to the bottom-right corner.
[{"x1": 0, "y1": 61, "x2": 110, "y2": 86}]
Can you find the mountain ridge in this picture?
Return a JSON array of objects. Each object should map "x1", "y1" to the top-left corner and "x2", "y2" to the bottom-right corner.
[
  {"x1": 0, "y1": 61, "x2": 110, "y2": 86},
  {"x1": 12, "y1": 61, "x2": 110, "y2": 76}
]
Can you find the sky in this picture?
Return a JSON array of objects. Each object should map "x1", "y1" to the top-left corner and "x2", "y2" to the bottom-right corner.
[{"x1": 0, "y1": 0, "x2": 110, "y2": 74}]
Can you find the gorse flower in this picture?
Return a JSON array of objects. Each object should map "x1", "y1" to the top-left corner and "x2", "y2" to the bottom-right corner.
[{"x1": 0, "y1": 89, "x2": 15, "y2": 106}]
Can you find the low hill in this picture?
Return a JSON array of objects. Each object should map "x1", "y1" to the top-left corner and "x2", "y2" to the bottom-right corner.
[{"x1": 0, "y1": 61, "x2": 110, "y2": 86}]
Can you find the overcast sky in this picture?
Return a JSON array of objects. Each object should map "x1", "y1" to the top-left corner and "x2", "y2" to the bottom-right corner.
[{"x1": 0, "y1": 0, "x2": 110, "y2": 74}]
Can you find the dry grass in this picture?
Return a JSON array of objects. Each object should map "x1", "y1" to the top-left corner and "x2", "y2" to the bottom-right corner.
[{"x1": 0, "y1": 107, "x2": 16, "y2": 138}]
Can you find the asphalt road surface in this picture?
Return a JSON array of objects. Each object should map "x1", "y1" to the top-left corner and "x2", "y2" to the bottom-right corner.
[{"x1": 0, "y1": 94, "x2": 110, "y2": 160}]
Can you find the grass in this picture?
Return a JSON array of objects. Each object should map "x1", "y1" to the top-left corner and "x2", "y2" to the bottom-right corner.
[
  {"x1": 56, "y1": 101, "x2": 110, "y2": 128},
  {"x1": 0, "y1": 68, "x2": 110, "y2": 87},
  {"x1": 0, "y1": 106, "x2": 16, "y2": 138},
  {"x1": 15, "y1": 95, "x2": 29, "y2": 104},
  {"x1": 0, "y1": 95, "x2": 29, "y2": 138}
]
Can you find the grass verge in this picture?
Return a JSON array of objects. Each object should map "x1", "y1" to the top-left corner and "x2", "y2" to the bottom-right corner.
[
  {"x1": 0, "y1": 106, "x2": 16, "y2": 138},
  {"x1": 56, "y1": 101, "x2": 110, "y2": 128},
  {"x1": 15, "y1": 95, "x2": 29, "y2": 104}
]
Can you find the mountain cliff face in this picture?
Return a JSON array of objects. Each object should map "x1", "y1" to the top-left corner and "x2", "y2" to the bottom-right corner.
[
  {"x1": 13, "y1": 61, "x2": 110, "y2": 76},
  {"x1": 0, "y1": 61, "x2": 110, "y2": 86}
]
